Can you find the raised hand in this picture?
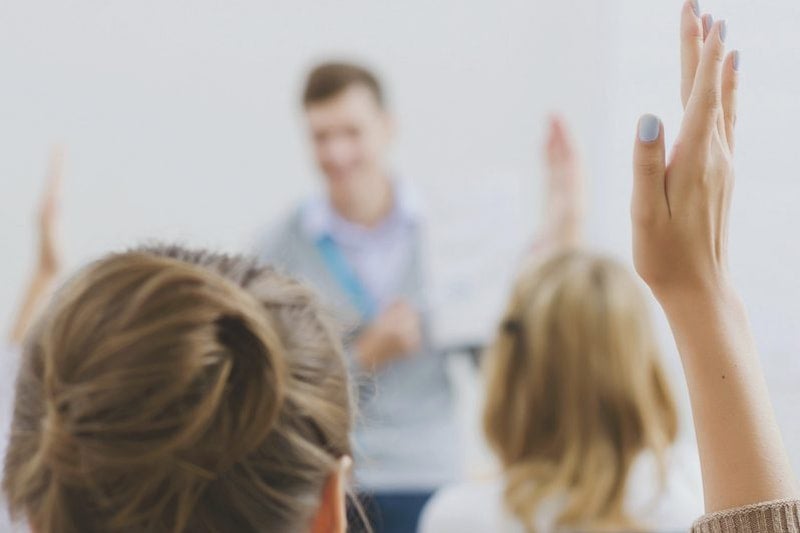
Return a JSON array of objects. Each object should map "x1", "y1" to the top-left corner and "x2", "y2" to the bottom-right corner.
[
  {"x1": 37, "y1": 146, "x2": 64, "y2": 278},
  {"x1": 535, "y1": 115, "x2": 585, "y2": 252},
  {"x1": 631, "y1": 1, "x2": 798, "y2": 513},
  {"x1": 8, "y1": 147, "x2": 65, "y2": 344},
  {"x1": 632, "y1": 2, "x2": 738, "y2": 302}
]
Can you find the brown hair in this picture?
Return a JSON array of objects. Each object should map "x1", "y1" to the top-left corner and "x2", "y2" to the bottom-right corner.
[
  {"x1": 483, "y1": 251, "x2": 679, "y2": 532},
  {"x1": 3, "y1": 245, "x2": 354, "y2": 532},
  {"x1": 303, "y1": 61, "x2": 384, "y2": 107}
]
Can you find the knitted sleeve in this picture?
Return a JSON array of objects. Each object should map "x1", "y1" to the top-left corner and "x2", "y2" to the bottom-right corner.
[{"x1": 692, "y1": 499, "x2": 800, "y2": 533}]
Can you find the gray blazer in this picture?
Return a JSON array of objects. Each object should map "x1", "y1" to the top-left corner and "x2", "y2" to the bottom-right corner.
[{"x1": 258, "y1": 207, "x2": 460, "y2": 491}]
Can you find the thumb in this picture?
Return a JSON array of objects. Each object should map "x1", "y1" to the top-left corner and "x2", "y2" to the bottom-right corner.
[{"x1": 632, "y1": 114, "x2": 668, "y2": 225}]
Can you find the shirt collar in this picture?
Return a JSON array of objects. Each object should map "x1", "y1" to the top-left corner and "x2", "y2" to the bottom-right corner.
[{"x1": 302, "y1": 179, "x2": 422, "y2": 242}]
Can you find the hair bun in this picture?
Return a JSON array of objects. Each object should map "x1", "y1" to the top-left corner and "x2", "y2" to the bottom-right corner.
[{"x1": 208, "y1": 313, "x2": 287, "y2": 469}]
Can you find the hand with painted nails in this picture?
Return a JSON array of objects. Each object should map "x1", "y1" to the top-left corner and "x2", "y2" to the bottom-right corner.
[
  {"x1": 355, "y1": 300, "x2": 422, "y2": 371},
  {"x1": 630, "y1": 1, "x2": 799, "y2": 516},
  {"x1": 632, "y1": 1, "x2": 738, "y2": 303}
]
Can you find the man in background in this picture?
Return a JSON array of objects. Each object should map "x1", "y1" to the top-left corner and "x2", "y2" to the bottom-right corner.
[{"x1": 259, "y1": 62, "x2": 459, "y2": 532}]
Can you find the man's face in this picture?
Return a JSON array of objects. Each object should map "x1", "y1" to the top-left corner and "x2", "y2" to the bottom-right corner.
[{"x1": 305, "y1": 84, "x2": 392, "y2": 195}]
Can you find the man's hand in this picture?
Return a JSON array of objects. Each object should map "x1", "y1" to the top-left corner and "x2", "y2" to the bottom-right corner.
[{"x1": 355, "y1": 300, "x2": 422, "y2": 371}]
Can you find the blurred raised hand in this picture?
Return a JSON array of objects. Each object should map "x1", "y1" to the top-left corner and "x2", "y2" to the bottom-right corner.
[
  {"x1": 533, "y1": 115, "x2": 586, "y2": 253},
  {"x1": 37, "y1": 146, "x2": 64, "y2": 278},
  {"x1": 8, "y1": 147, "x2": 65, "y2": 344}
]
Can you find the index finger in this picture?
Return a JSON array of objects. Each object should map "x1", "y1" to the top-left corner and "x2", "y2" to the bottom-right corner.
[{"x1": 680, "y1": 0, "x2": 704, "y2": 108}]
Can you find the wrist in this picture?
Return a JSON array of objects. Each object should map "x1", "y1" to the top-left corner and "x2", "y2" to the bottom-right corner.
[
  {"x1": 32, "y1": 268, "x2": 58, "y2": 285},
  {"x1": 653, "y1": 276, "x2": 741, "y2": 318},
  {"x1": 553, "y1": 223, "x2": 583, "y2": 249},
  {"x1": 654, "y1": 279, "x2": 752, "y2": 365}
]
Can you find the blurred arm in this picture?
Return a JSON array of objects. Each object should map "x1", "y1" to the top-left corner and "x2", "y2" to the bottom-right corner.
[
  {"x1": 528, "y1": 115, "x2": 586, "y2": 258},
  {"x1": 8, "y1": 148, "x2": 63, "y2": 344}
]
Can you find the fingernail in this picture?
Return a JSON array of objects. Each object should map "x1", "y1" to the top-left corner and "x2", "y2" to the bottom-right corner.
[
  {"x1": 733, "y1": 50, "x2": 740, "y2": 71},
  {"x1": 691, "y1": 0, "x2": 700, "y2": 17},
  {"x1": 719, "y1": 20, "x2": 727, "y2": 42},
  {"x1": 638, "y1": 114, "x2": 661, "y2": 143},
  {"x1": 703, "y1": 14, "x2": 713, "y2": 34}
]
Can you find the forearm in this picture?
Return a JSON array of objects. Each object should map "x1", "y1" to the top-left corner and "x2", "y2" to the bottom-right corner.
[
  {"x1": 8, "y1": 271, "x2": 56, "y2": 344},
  {"x1": 660, "y1": 285, "x2": 798, "y2": 512},
  {"x1": 531, "y1": 217, "x2": 582, "y2": 255}
]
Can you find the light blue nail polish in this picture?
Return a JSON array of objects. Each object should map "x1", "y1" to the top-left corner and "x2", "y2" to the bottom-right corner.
[
  {"x1": 720, "y1": 20, "x2": 727, "y2": 42},
  {"x1": 638, "y1": 114, "x2": 661, "y2": 143},
  {"x1": 733, "y1": 50, "x2": 740, "y2": 71},
  {"x1": 691, "y1": 0, "x2": 700, "y2": 17},
  {"x1": 703, "y1": 14, "x2": 713, "y2": 34}
]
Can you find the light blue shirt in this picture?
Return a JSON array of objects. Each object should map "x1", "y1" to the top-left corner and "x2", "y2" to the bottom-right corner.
[{"x1": 300, "y1": 182, "x2": 420, "y2": 313}]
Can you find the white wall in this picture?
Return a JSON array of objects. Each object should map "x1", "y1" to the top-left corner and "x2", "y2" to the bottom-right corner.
[{"x1": 1, "y1": 0, "x2": 798, "y2": 477}]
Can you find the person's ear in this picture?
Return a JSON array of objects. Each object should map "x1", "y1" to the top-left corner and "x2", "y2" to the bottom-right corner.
[{"x1": 310, "y1": 456, "x2": 352, "y2": 533}]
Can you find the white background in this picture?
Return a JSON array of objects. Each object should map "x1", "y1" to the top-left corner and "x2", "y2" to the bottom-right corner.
[{"x1": 2, "y1": 0, "x2": 799, "y2": 480}]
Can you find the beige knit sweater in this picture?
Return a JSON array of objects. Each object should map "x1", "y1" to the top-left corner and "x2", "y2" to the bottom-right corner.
[{"x1": 692, "y1": 500, "x2": 800, "y2": 533}]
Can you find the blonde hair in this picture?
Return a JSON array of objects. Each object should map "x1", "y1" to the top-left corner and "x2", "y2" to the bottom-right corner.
[
  {"x1": 3, "y1": 245, "x2": 354, "y2": 532},
  {"x1": 483, "y1": 251, "x2": 678, "y2": 532}
]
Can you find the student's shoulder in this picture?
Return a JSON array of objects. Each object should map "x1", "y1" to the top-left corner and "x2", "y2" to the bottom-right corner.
[{"x1": 419, "y1": 479, "x2": 507, "y2": 533}]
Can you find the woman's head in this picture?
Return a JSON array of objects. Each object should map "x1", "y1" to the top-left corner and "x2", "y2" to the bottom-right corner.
[
  {"x1": 3, "y1": 245, "x2": 353, "y2": 533},
  {"x1": 483, "y1": 250, "x2": 678, "y2": 530}
]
